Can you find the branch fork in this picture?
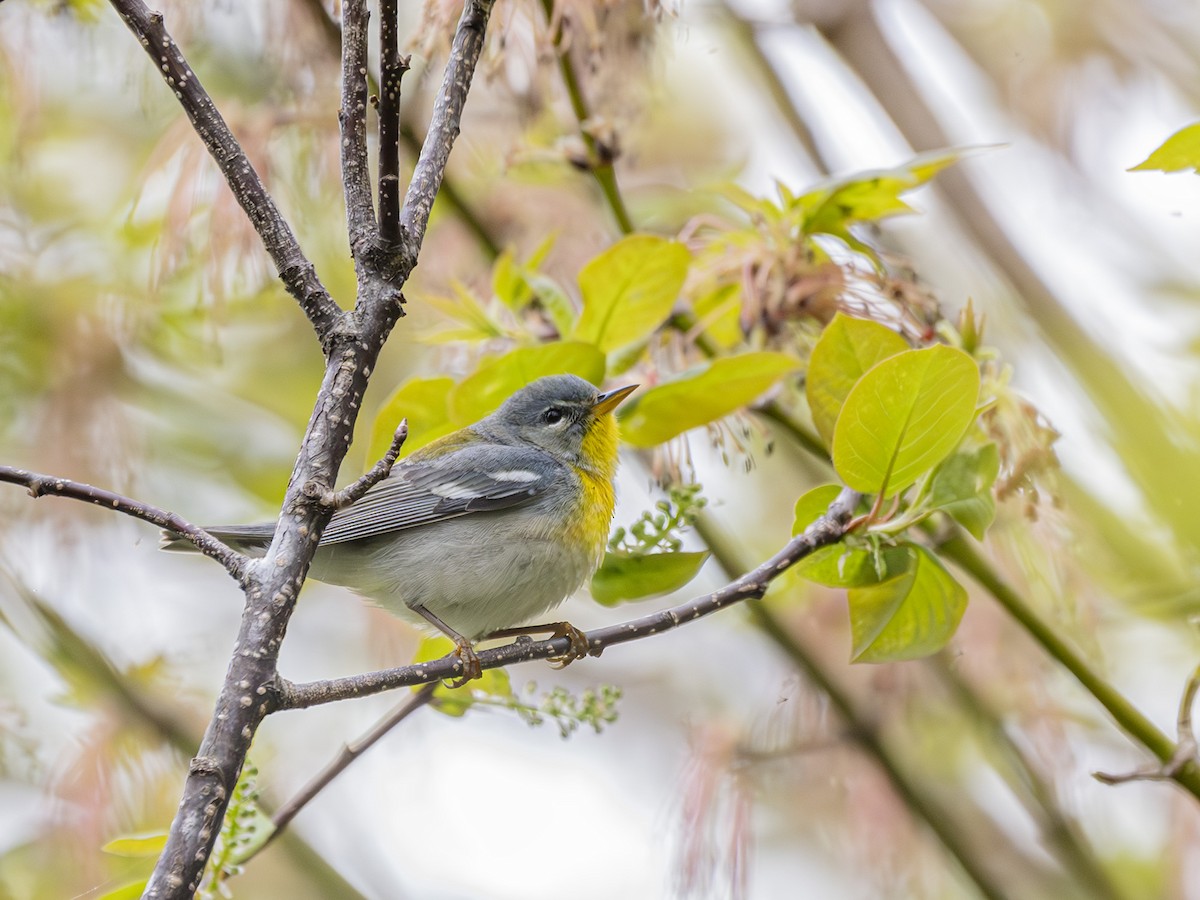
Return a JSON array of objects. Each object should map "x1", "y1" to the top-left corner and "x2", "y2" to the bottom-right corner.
[{"x1": 303, "y1": 420, "x2": 408, "y2": 509}]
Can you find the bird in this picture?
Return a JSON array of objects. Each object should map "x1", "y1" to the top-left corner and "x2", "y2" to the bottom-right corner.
[{"x1": 163, "y1": 374, "x2": 637, "y2": 682}]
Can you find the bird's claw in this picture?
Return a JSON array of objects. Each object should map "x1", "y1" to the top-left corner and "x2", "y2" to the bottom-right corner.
[
  {"x1": 548, "y1": 623, "x2": 590, "y2": 669},
  {"x1": 443, "y1": 641, "x2": 482, "y2": 689}
]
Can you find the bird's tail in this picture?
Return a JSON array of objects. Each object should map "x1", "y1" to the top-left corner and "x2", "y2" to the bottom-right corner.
[{"x1": 159, "y1": 522, "x2": 276, "y2": 556}]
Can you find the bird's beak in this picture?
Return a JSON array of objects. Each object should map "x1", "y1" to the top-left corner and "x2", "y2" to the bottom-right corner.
[{"x1": 592, "y1": 384, "x2": 638, "y2": 415}]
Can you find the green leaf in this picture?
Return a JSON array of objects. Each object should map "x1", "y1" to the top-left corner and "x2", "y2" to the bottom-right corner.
[
  {"x1": 572, "y1": 235, "x2": 690, "y2": 352},
  {"x1": 526, "y1": 273, "x2": 577, "y2": 336},
  {"x1": 928, "y1": 443, "x2": 1000, "y2": 540},
  {"x1": 795, "y1": 541, "x2": 913, "y2": 588},
  {"x1": 798, "y1": 149, "x2": 968, "y2": 235},
  {"x1": 590, "y1": 551, "x2": 709, "y2": 605},
  {"x1": 492, "y1": 249, "x2": 523, "y2": 310},
  {"x1": 447, "y1": 341, "x2": 606, "y2": 425},
  {"x1": 98, "y1": 881, "x2": 150, "y2": 900},
  {"x1": 806, "y1": 313, "x2": 909, "y2": 446},
  {"x1": 492, "y1": 235, "x2": 556, "y2": 311},
  {"x1": 791, "y1": 484, "x2": 844, "y2": 536},
  {"x1": 691, "y1": 283, "x2": 743, "y2": 350},
  {"x1": 424, "y1": 281, "x2": 505, "y2": 342},
  {"x1": 832, "y1": 345, "x2": 980, "y2": 498},
  {"x1": 619, "y1": 352, "x2": 799, "y2": 447},
  {"x1": 414, "y1": 637, "x2": 513, "y2": 716},
  {"x1": 101, "y1": 832, "x2": 168, "y2": 858},
  {"x1": 848, "y1": 544, "x2": 967, "y2": 663},
  {"x1": 1130, "y1": 123, "x2": 1200, "y2": 174},
  {"x1": 366, "y1": 375, "x2": 455, "y2": 464}
]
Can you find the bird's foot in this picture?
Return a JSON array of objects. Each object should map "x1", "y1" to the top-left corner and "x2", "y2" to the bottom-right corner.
[
  {"x1": 444, "y1": 639, "x2": 482, "y2": 689},
  {"x1": 546, "y1": 622, "x2": 590, "y2": 669}
]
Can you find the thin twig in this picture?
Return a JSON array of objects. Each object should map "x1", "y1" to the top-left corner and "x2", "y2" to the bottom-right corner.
[
  {"x1": 749, "y1": 603, "x2": 1013, "y2": 900},
  {"x1": 1094, "y1": 661, "x2": 1200, "y2": 786},
  {"x1": 304, "y1": 420, "x2": 408, "y2": 509},
  {"x1": 253, "y1": 683, "x2": 439, "y2": 859},
  {"x1": 340, "y1": 0, "x2": 376, "y2": 258},
  {"x1": 273, "y1": 488, "x2": 860, "y2": 709},
  {"x1": 107, "y1": 0, "x2": 342, "y2": 342},
  {"x1": 753, "y1": 374, "x2": 1200, "y2": 803},
  {"x1": 399, "y1": 0, "x2": 496, "y2": 255},
  {"x1": 377, "y1": 0, "x2": 409, "y2": 246},
  {"x1": 130, "y1": 0, "x2": 499, "y2": 893},
  {"x1": 295, "y1": 0, "x2": 502, "y2": 260},
  {"x1": 939, "y1": 532, "x2": 1200, "y2": 798},
  {"x1": 0, "y1": 465, "x2": 248, "y2": 582},
  {"x1": 930, "y1": 655, "x2": 1125, "y2": 900},
  {"x1": 537, "y1": 0, "x2": 634, "y2": 235}
]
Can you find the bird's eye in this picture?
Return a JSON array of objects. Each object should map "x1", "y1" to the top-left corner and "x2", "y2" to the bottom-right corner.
[{"x1": 542, "y1": 408, "x2": 564, "y2": 426}]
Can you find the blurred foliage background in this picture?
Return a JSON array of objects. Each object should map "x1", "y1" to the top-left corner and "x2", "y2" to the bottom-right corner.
[{"x1": 3, "y1": 0, "x2": 1200, "y2": 898}]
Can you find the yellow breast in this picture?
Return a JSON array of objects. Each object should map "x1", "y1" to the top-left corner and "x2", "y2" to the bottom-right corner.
[{"x1": 568, "y1": 413, "x2": 621, "y2": 565}]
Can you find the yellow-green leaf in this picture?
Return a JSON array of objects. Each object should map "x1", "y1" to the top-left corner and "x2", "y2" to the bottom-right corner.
[
  {"x1": 572, "y1": 235, "x2": 690, "y2": 352},
  {"x1": 798, "y1": 148, "x2": 974, "y2": 235},
  {"x1": 791, "y1": 484, "x2": 844, "y2": 536},
  {"x1": 806, "y1": 313, "x2": 908, "y2": 446},
  {"x1": 98, "y1": 881, "x2": 150, "y2": 900},
  {"x1": 832, "y1": 345, "x2": 980, "y2": 498},
  {"x1": 447, "y1": 341, "x2": 606, "y2": 425},
  {"x1": 795, "y1": 541, "x2": 913, "y2": 588},
  {"x1": 849, "y1": 544, "x2": 967, "y2": 663},
  {"x1": 619, "y1": 352, "x2": 799, "y2": 448},
  {"x1": 590, "y1": 551, "x2": 709, "y2": 606},
  {"x1": 928, "y1": 443, "x2": 1000, "y2": 540},
  {"x1": 1130, "y1": 123, "x2": 1200, "y2": 174},
  {"x1": 101, "y1": 832, "x2": 168, "y2": 858},
  {"x1": 526, "y1": 273, "x2": 577, "y2": 336},
  {"x1": 493, "y1": 235, "x2": 557, "y2": 311},
  {"x1": 414, "y1": 636, "x2": 513, "y2": 716},
  {"x1": 366, "y1": 375, "x2": 455, "y2": 464},
  {"x1": 423, "y1": 281, "x2": 504, "y2": 342},
  {"x1": 691, "y1": 283, "x2": 743, "y2": 350}
]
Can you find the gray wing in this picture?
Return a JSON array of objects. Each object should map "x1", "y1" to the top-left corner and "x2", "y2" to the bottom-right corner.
[{"x1": 318, "y1": 442, "x2": 560, "y2": 546}]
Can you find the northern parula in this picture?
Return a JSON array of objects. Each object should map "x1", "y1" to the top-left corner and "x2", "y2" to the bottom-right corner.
[{"x1": 164, "y1": 374, "x2": 637, "y2": 679}]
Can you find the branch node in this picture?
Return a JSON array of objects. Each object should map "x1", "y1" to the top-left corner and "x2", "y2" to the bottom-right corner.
[{"x1": 324, "y1": 419, "x2": 408, "y2": 510}]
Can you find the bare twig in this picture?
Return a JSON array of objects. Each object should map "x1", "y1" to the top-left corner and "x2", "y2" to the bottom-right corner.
[
  {"x1": 399, "y1": 0, "x2": 496, "y2": 256},
  {"x1": 107, "y1": 0, "x2": 343, "y2": 343},
  {"x1": 293, "y1": 0, "x2": 503, "y2": 260},
  {"x1": 0, "y1": 465, "x2": 248, "y2": 582},
  {"x1": 124, "y1": 1, "x2": 498, "y2": 894},
  {"x1": 377, "y1": 0, "x2": 409, "y2": 246},
  {"x1": 273, "y1": 489, "x2": 861, "y2": 710},
  {"x1": 340, "y1": 0, "x2": 376, "y2": 258},
  {"x1": 749, "y1": 603, "x2": 1013, "y2": 900},
  {"x1": 1094, "y1": 661, "x2": 1200, "y2": 785},
  {"x1": 304, "y1": 420, "x2": 408, "y2": 510},
  {"x1": 537, "y1": 0, "x2": 634, "y2": 235},
  {"x1": 250, "y1": 683, "x2": 438, "y2": 862}
]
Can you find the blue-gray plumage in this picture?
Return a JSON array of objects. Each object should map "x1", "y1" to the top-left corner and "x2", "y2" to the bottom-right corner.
[{"x1": 163, "y1": 374, "x2": 636, "y2": 678}]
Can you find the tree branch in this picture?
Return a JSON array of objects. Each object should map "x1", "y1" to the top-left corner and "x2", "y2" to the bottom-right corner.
[
  {"x1": 1094, "y1": 661, "x2": 1200, "y2": 786},
  {"x1": 377, "y1": 0, "x2": 409, "y2": 246},
  {"x1": 272, "y1": 488, "x2": 860, "y2": 710},
  {"x1": 0, "y1": 465, "x2": 248, "y2": 582},
  {"x1": 748, "y1": 603, "x2": 1013, "y2": 900},
  {"x1": 294, "y1": 0, "x2": 503, "y2": 260},
  {"x1": 537, "y1": 0, "x2": 634, "y2": 235},
  {"x1": 135, "y1": 1, "x2": 500, "y2": 892},
  {"x1": 939, "y1": 531, "x2": 1200, "y2": 799},
  {"x1": 399, "y1": 0, "x2": 496, "y2": 257},
  {"x1": 303, "y1": 420, "x2": 408, "y2": 510},
  {"x1": 251, "y1": 683, "x2": 438, "y2": 861},
  {"x1": 107, "y1": 0, "x2": 343, "y2": 343},
  {"x1": 340, "y1": 0, "x2": 376, "y2": 258}
]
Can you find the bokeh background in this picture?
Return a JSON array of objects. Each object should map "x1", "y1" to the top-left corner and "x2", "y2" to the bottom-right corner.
[{"x1": 3, "y1": 0, "x2": 1200, "y2": 897}]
